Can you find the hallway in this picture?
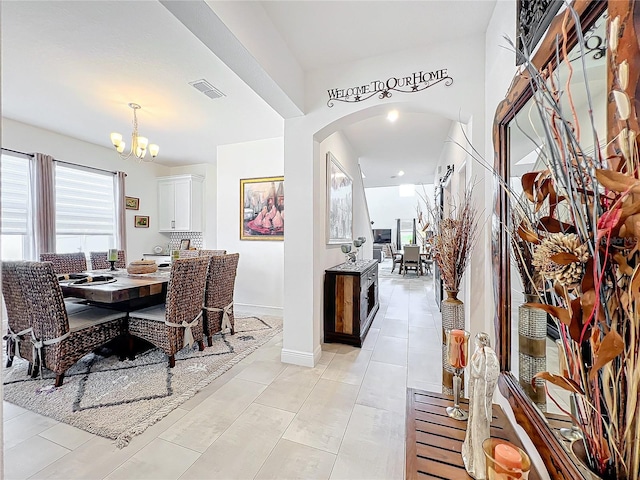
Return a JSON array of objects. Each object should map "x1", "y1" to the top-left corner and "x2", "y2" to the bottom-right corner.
[{"x1": 4, "y1": 260, "x2": 443, "y2": 480}]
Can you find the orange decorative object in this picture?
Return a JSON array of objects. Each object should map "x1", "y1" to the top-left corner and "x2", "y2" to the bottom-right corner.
[
  {"x1": 448, "y1": 329, "x2": 469, "y2": 368},
  {"x1": 494, "y1": 443, "x2": 523, "y2": 471},
  {"x1": 483, "y1": 438, "x2": 531, "y2": 480}
]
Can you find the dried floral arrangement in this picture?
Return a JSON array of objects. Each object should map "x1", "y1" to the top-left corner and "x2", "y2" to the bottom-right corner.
[
  {"x1": 489, "y1": 8, "x2": 639, "y2": 480},
  {"x1": 421, "y1": 186, "x2": 480, "y2": 293}
]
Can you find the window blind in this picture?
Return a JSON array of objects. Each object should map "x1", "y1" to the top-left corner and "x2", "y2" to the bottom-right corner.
[
  {"x1": 1, "y1": 154, "x2": 31, "y2": 234},
  {"x1": 55, "y1": 165, "x2": 115, "y2": 235}
]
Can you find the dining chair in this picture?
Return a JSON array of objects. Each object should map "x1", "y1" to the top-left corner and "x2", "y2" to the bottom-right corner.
[
  {"x1": 403, "y1": 245, "x2": 421, "y2": 276},
  {"x1": 89, "y1": 250, "x2": 127, "y2": 270},
  {"x1": 390, "y1": 243, "x2": 404, "y2": 273},
  {"x1": 39, "y1": 252, "x2": 87, "y2": 274},
  {"x1": 203, "y1": 253, "x2": 240, "y2": 346},
  {"x1": 178, "y1": 249, "x2": 199, "y2": 258},
  {"x1": 2, "y1": 262, "x2": 34, "y2": 369},
  {"x1": 199, "y1": 249, "x2": 227, "y2": 257},
  {"x1": 128, "y1": 256, "x2": 209, "y2": 367},
  {"x1": 16, "y1": 261, "x2": 127, "y2": 386}
]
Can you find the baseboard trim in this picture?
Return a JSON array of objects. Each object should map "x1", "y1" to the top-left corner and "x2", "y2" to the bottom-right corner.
[
  {"x1": 281, "y1": 345, "x2": 322, "y2": 367},
  {"x1": 235, "y1": 303, "x2": 283, "y2": 317}
]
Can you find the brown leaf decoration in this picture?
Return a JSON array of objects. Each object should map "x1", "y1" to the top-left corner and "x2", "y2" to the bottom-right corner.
[
  {"x1": 517, "y1": 222, "x2": 540, "y2": 244},
  {"x1": 589, "y1": 330, "x2": 624, "y2": 380},
  {"x1": 596, "y1": 169, "x2": 640, "y2": 194},
  {"x1": 537, "y1": 216, "x2": 575, "y2": 233},
  {"x1": 581, "y1": 259, "x2": 594, "y2": 292},
  {"x1": 550, "y1": 252, "x2": 580, "y2": 265},
  {"x1": 621, "y1": 195, "x2": 640, "y2": 219},
  {"x1": 524, "y1": 302, "x2": 570, "y2": 326},
  {"x1": 613, "y1": 253, "x2": 634, "y2": 275},
  {"x1": 570, "y1": 297, "x2": 585, "y2": 343},
  {"x1": 533, "y1": 372, "x2": 585, "y2": 394},
  {"x1": 521, "y1": 172, "x2": 540, "y2": 202}
]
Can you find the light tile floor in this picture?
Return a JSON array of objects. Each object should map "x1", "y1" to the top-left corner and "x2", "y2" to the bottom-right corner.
[{"x1": 3, "y1": 262, "x2": 442, "y2": 480}]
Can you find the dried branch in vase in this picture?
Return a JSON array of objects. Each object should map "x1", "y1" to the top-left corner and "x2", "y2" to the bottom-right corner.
[{"x1": 427, "y1": 186, "x2": 480, "y2": 293}]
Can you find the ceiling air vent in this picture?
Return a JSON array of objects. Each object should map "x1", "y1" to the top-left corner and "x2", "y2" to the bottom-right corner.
[{"x1": 189, "y1": 79, "x2": 225, "y2": 100}]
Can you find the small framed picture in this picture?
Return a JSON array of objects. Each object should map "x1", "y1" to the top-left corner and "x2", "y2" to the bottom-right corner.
[
  {"x1": 180, "y1": 239, "x2": 191, "y2": 250},
  {"x1": 125, "y1": 196, "x2": 140, "y2": 210},
  {"x1": 134, "y1": 215, "x2": 149, "y2": 228}
]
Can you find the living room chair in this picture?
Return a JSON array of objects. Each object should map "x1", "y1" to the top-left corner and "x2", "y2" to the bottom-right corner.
[
  {"x1": 39, "y1": 252, "x2": 87, "y2": 274},
  {"x1": 16, "y1": 261, "x2": 126, "y2": 386},
  {"x1": 403, "y1": 245, "x2": 421, "y2": 276},
  {"x1": 128, "y1": 256, "x2": 209, "y2": 367},
  {"x1": 203, "y1": 253, "x2": 240, "y2": 346},
  {"x1": 2, "y1": 262, "x2": 34, "y2": 369},
  {"x1": 89, "y1": 250, "x2": 127, "y2": 270}
]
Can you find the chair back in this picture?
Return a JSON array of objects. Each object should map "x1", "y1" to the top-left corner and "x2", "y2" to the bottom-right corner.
[
  {"x1": 404, "y1": 245, "x2": 420, "y2": 263},
  {"x1": 39, "y1": 252, "x2": 87, "y2": 274},
  {"x1": 199, "y1": 249, "x2": 227, "y2": 257},
  {"x1": 165, "y1": 257, "x2": 210, "y2": 326},
  {"x1": 89, "y1": 250, "x2": 126, "y2": 270},
  {"x1": 16, "y1": 262, "x2": 69, "y2": 341},
  {"x1": 178, "y1": 249, "x2": 199, "y2": 258},
  {"x1": 2, "y1": 261, "x2": 31, "y2": 336},
  {"x1": 204, "y1": 253, "x2": 240, "y2": 309}
]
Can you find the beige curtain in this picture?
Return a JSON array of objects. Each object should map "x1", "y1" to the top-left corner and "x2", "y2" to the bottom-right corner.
[
  {"x1": 32, "y1": 153, "x2": 55, "y2": 257},
  {"x1": 114, "y1": 171, "x2": 127, "y2": 250}
]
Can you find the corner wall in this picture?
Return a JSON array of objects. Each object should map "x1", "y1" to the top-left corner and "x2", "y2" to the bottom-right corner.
[
  {"x1": 1, "y1": 117, "x2": 170, "y2": 261},
  {"x1": 216, "y1": 137, "x2": 284, "y2": 315}
]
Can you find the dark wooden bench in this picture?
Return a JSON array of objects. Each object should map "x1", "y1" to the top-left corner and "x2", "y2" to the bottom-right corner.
[{"x1": 406, "y1": 388, "x2": 541, "y2": 479}]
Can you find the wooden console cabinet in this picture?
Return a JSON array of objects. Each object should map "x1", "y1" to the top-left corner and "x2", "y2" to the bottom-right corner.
[{"x1": 324, "y1": 260, "x2": 379, "y2": 347}]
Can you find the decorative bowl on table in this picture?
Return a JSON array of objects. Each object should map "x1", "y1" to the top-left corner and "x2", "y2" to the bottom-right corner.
[{"x1": 127, "y1": 260, "x2": 158, "y2": 274}]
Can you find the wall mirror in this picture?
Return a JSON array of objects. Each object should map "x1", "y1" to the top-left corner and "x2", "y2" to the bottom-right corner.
[{"x1": 492, "y1": 1, "x2": 628, "y2": 478}]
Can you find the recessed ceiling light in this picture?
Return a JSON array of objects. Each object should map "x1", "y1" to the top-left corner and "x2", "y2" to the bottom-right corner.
[
  {"x1": 387, "y1": 110, "x2": 399, "y2": 122},
  {"x1": 398, "y1": 170, "x2": 405, "y2": 176}
]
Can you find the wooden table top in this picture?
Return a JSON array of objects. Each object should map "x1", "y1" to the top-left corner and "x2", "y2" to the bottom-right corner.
[
  {"x1": 60, "y1": 269, "x2": 169, "y2": 305},
  {"x1": 406, "y1": 388, "x2": 541, "y2": 480}
]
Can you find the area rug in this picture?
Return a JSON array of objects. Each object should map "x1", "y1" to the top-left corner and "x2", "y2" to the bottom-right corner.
[{"x1": 3, "y1": 315, "x2": 282, "y2": 447}]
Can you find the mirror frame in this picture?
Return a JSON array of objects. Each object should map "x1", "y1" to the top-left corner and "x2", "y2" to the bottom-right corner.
[{"x1": 492, "y1": 0, "x2": 640, "y2": 478}]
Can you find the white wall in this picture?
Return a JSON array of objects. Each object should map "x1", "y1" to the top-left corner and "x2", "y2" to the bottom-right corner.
[
  {"x1": 365, "y1": 184, "x2": 435, "y2": 244},
  {"x1": 1, "y1": 118, "x2": 170, "y2": 261},
  {"x1": 283, "y1": 34, "x2": 487, "y2": 367},
  {"x1": 217, "y1": 137, "x2": 284, "y2": 314}
]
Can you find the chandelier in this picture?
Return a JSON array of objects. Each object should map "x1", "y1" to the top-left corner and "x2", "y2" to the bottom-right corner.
[{"x1": 110, "y1": 103, "x2": 159, "y2": 161}]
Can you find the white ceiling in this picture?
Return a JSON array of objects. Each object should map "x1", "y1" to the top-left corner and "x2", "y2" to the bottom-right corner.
[
  {"x1": 2, "y1": 0, "x2": 498, "y2": 183},
  {"x1": 1, "y1": 1, "x2": 283, "y2": 166},
  {"x1": 259, "y1": 1, "x2": 498, "y2": 72}
]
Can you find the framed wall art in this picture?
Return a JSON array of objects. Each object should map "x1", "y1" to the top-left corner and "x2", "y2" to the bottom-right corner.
[
  {"x1": 179, "y1": 238, "x2": 191, "y2": 250},
  {"x1": 240, "y1": 176, "x2": 284, "y2": 241},
  {"x1": 125, "y1": 196, "x2": 139, "y2": 210},
  {"x1": 326, "y1": 152, "x2": 353, "y2": 244},
  {"x1": 134, "y1": 215, "x2": 149, "y2": 228}
]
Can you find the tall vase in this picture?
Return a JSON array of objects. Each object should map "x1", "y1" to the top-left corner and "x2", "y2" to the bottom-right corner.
[
  {"x1": 442, "y1": 289, "x2": 464, "y2": 396},
  {"x1": 518, "y1": 294, "x2": 547, "y2": 411}
]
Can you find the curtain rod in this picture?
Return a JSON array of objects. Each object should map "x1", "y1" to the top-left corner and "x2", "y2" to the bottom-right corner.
[{"x1": 2, "y1": 147, "x2": 120, "y2": 175}]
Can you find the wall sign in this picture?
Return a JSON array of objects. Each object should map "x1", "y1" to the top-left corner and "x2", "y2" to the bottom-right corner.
[{"x1": 327, "y1": 68, "x2": 452, "y2": 107}]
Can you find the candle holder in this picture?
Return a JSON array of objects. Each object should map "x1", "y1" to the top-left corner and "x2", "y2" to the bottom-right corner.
[
  {"x1": 108, "y1": 249, "x2": 118, "y2": 271},
  {"x1": 445, "y1": 329, "x2": 470, "y2": 420},
  {"x1": 482, "y1": 438, "x2": 531, "y2": 479}
]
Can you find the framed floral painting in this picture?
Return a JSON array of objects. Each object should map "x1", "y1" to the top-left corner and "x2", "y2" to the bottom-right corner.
[{"x1": 326, "y1": 152, "x2": 353, "y2": 244}]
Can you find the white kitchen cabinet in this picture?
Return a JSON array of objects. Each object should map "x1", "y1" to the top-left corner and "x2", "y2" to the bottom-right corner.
[{"x1": 157, "y1": 175, "x2": 204, "y2": 232}]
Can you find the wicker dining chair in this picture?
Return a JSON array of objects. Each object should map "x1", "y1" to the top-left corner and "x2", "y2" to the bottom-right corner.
[
  {"x1": 199, "y1": 249, "x2": 227, "y2": 257},
  {"x1": 203, "y1": 253, "x2": 240, "y2": 346},
  {"x1": 16, "y1": 261, "x2": 127, "y2": 386},
  {"x1": 39, "y1": 252, "x2": 87, "y2": 274},
  {"x1": 2, "y1": 262, "x2": 34, "y2": 369},
  {"x1": 89, "y1": 250, "x2": 127, "y2": 270},
  {"x1": 128, "y1": 256, "x2": 209, "y2": 367},
  {"x1": 178, "y1": 249, "x2": 199, "y2": 258}
]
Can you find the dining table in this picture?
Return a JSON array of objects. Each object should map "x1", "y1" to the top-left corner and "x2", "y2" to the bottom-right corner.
[{"x1": 60, "y1": 269, "x2": 170, "y2": 311}]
